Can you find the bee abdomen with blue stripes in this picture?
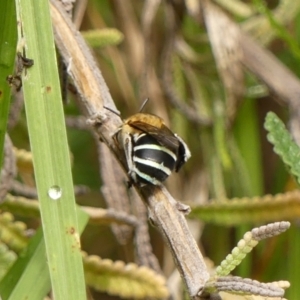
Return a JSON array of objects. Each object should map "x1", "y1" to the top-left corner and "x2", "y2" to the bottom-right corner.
[
  {"x1": 133, "y1": 134, "x2": 177, "y2": 185},
  {"x1": 113, "y1": 112, "x2": 191, "y2": 186}
]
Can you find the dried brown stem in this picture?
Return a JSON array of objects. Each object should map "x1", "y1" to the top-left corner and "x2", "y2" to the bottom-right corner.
[
  {"x1": 0, "y1": 135, "x2": 17, "y2": 202},
  {"x1": 202, "y1": 0, "x2": 245, "y2": 125},
  {"x1": 50, "y1": 0, "x2": 209, "y2": 297},
  {"x1": 214, "y1": 276, "x2": 284, "y2": 297},
  {"x1": 8, "y1": 92, "x2": 24, "y2": 129},
  {"x1": 65, "y1": 116, "x2": 89, "y2": 130},
  {"x1": 81, "y1": 206, "x2": 139, "y2": 227},
  {"x1": 98, "y1": 141, "x2": 132, "y2": 245},
  {"x1": 161, "y1": 3, "x2": 212, "y2": 125},
  {"x1": 200, "y1": 0, "x2": 300, "y2": 141},
  {"x1": 129, "y1": 188, "x2": 162, "y2": 273},
  {"x1": 11, "y1": 180, "x2": 37, "y2": 198},
  {"x1": 140, "y1": 185, "x2": 209, "y2": 297},
  {"x1": 1, "y1": 194, "x2": 140, "y2": 227},
  {"x1": 73, "y1": 0, "x2": 88, "y2": 29},
  {"x1": 240, "y1": 33, "x2": 300, "y2": 109}
]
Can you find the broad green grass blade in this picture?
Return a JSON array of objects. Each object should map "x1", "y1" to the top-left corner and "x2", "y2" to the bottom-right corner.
[
  {"x1": 287, "y1": 225, "x2": 300, "y2": 299},
  {"x1": 0, "y1": 0, "x2": 17, "y2": 167},
  {"x1": 0, "y1": 229, "x2": 49, "y2": 300},
  {"x1": 0, "y1": 209, "x2": 88, "y2": 300},
  {"x1": 234, "y1": 98, "x2": 263, "y2": 197},
  {"x1": 233, "y1": 98, "x2": 263, "y2": 277},
  {"x1": 15, "y1": 0, "x2": 87, "y2": 298}
]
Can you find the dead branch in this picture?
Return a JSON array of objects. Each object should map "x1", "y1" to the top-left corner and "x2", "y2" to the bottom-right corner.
[
  {"x1": 0, "y1": 135, "x2": 17, "y2": 202},
  {"x1": 50, "y1": 0, "x2": 209, "y2": 297}
]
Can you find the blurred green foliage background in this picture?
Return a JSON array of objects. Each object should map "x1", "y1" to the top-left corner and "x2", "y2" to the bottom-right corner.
[{"x1": 3, "y1": 0, "x2": 300, "y2": 299}]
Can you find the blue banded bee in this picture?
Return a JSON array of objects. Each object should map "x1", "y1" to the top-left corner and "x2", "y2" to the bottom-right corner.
[{"x1": 113, "y1": 113, "x2": 191, "y2": 186}]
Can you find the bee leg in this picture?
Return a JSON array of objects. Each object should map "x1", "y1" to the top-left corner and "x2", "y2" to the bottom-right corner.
[
  {"x1": 126, "y1": 178, "x2": 134, "y2": 188},
  {"x1": 111, "y1": 127, "x2": 121, "y2": 139},
  {"x1": 122, "y1": 134, "x2": 138, "y2": 184},
  {"x1": 87, "y1": 112, "x2": 108, "y2": 128}
]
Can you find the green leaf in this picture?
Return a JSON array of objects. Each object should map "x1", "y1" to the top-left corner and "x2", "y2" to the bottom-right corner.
[
  {"x1": 264, "y1": 112, "x2": 300, "y2": 184},
  {"x1": 0, "y1": 194, "x2": 40, "y2": 219},
  {"x1": 0, "y1": 229, "x2": 49, "y2": 300},
  {"x1": 189, "y1": 190, "x2": 300, "y2": 225},
  {"x1": 84, "y1": 255, "x2": 169, "y2": 299},
  {"x1": 0, "y1": 242, "x2": 17, "y2": 281},
  {"x1": 0, "y1": 211, "x2": 28, "y2": 253},
  {"x1": 82, "y1": 28, "x2": 124, "y2": 48},
  {"x1": 15, "y1": 0, "x2": 88, "y2": 298},
  {"x1": 0, "y1": 209, "x2": 89, "y2": 300},
  {"x1": 0, "y1": 0, "x2": 17, "y2": 167},
  {"x1": 234, "y1": 98, "x2": 263, "y2": 197}
]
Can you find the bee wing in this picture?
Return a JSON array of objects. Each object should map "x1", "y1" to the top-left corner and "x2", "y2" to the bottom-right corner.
[{"x1": 128, "y1": 120, "x2": 179, "y2": 152}]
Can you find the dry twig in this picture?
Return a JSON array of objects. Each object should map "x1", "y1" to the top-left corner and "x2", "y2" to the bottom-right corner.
[
  {"x1": 199, "y1": 0, "x2": 300, "y2": 142},
  {"x1": 161, "y1": 2, "x2": 211, "y2": 125},
  {"x1": 0, "y1": 135, "x2": 17, "y2": 202},
  {"x1": 50, "y1": 0, "x2": 209, "y2": 297}
]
